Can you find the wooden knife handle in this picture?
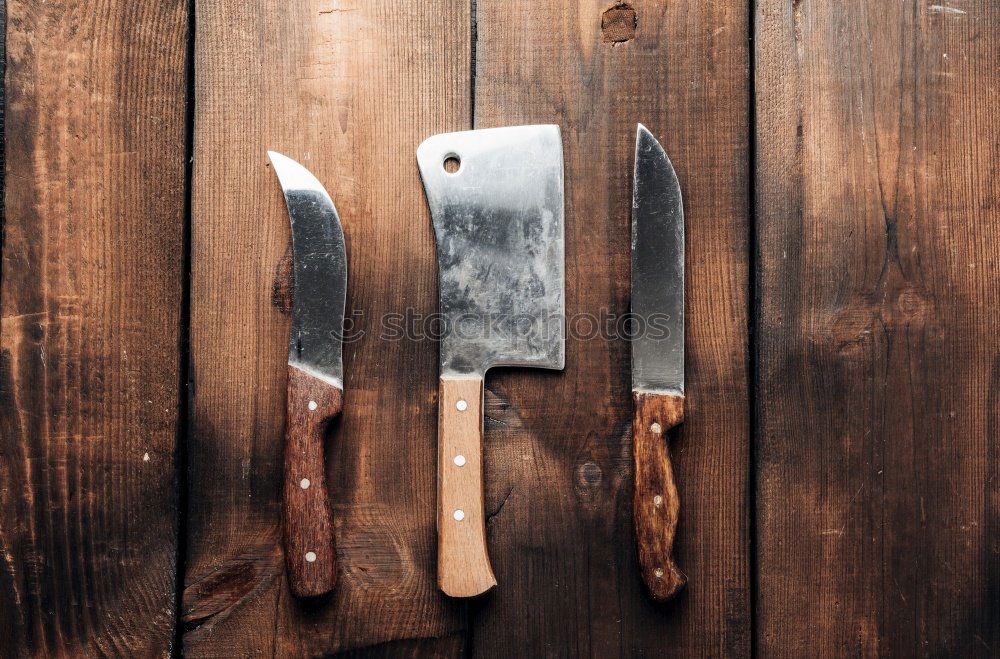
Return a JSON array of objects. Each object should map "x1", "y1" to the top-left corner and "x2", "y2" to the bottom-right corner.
[
  {"x1": 283, "y1": 365, "x2": 340, "y2": 598},
  {"x1": 633, "y1": 390, "x2": 686, "y2": 601},
  {"x1": 437, "y1": 376, "x2": 497, "y2": 597}
]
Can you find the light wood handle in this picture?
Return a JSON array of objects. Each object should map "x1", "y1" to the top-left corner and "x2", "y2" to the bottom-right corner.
[
  {"x1": 437, "y1": 376, "x2": 497, "y2": 597},
  {"x1": 283, "y1": 365, "x2": 340, "y2": 598},
  {"x1": 633, "y1": 390, "x2": 686, "y2": 601}
]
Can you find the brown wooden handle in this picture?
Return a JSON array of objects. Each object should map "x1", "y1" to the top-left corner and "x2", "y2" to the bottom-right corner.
[
  {"x1": 633, "y1": 390, "x2": 686, "y2": 601},
  {"x1": 283, "y1": 365, "x2": 340, "y2": 597},
  {"x1": 437, "y1": 376, "x2": 497, "y2": 597}
]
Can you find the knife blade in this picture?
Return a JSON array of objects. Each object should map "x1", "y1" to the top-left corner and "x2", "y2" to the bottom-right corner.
[
  {"x1": 268, "y1": 151, "x2": 347, "y2": 598},
  {"x1": 417, "y1": 125, "x2": 565, "y2": 597},
  {"x1": 631, "y1": 124, "x2": 687, "y2": 601}
]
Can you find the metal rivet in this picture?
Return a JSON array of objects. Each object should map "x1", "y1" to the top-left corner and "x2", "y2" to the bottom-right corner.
[
  {"x1": 453, "y1": 509, "x2": 465, "y2": 521},
  {"x1": 454, "y1": 455, "x2": 467, "y2": 467},
  {"x1": 653, "y1": 494, "x2": 663, "y2": 507},
  {"x1": 305, "y1": 551, "x2": 317, "y2": 562},
  {"x1": 456, "y1": 399, "x2": 468, "y2": 412},
  {"x1": 654, "y1": 568, "x2": 664, "y2": 579},
  {"x1": 308, "y1": 400, "x2": 318, "y2": 411},
  {"x1": 300, "y1": 478, "x2": 311, "y2": 489},
  {"x1": 650, "y1": 422, "x2": 662, "y2": 434}
]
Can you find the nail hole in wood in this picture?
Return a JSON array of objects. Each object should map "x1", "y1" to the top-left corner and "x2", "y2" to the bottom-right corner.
[
  {"x1": 305, "y1": 551, "x2": 317, "y2": 562},
  {"x1": 300, "y1": 478, "x2": 311, "y2": 489},
  {"x1": 454, "y1": 455, "x2": 467, "y2": 467},
  {"x1": 456, "y1": 399, "x2": 468, "y2": 412},
  {"x1": 650, "y1": 422, "x2": 662, "y2": 434},
  {"x1": 453, "y1": 509, "x2": 465, "y2": 521},
  {"x1": 308, "y1": 400, "x2": 318, "y2": 411}
]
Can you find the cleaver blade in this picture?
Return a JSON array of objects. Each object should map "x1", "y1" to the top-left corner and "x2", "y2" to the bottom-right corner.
[{"x1": 417, "y1": 125, "x2": 565, "y2": 597}]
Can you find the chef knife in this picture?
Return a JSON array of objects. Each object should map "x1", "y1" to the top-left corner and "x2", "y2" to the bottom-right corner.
[
  {"x1": 417, "y1": 125, "x2": 565, "y2": 597},
  {"x1": 631, "y1": 124, "x2": 686, "y2": 601},
  {"x1": 268, "y1": 151, "x2": 347, "y2": 598}
]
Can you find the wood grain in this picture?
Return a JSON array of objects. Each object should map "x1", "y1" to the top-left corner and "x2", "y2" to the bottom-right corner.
[
  {"x1": 633, "y1": 391, "x2": 686, "y2": 601},
  {"x1": 0, "y1": 0, "x2": 187, "y2": 654},
  {"x1": 437, "y1": 376, "x2": 497, "y2": 597},
  {"x1": 283, "y1": 366, "x2": 341, "y2": 598},
  {"x1": 471, "y1": 0, "x2": 751, "y2": 655},
  {"x1": 755, "y1": 0, "x2": 1000, "y2": 654},
  {"x1": 184, "y1": 0, "x2": 469, "y2": 654}
]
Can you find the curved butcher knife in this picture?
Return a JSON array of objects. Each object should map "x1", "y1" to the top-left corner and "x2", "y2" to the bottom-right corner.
[
  {"x1": 631, "y1": 124, "x2": 687, "y2": 601},
  {"x1": 417, "y1": 126, "x2": 565, "y2": 597},
  {"x1": 268, "y1": 151, "x2": 347, "y2": 598}
]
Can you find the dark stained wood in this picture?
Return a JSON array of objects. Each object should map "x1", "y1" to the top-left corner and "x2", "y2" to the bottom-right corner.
[
  {"x1": 471, "y1": 0, "x2": 752, "y2": 655},
  {"x1": 331, "y1": 634, "x2": 466, "y2": 658},
  {"x1": 184, "y1": 0, "x2": 469, "y2": 654},
  {"x1": 755, "y1": 0, "x2": 1000, "y2": 655},
  {"x1": 283, "y1": 366, "x2": 341, "y2": 598},
  {"x1": 0, "y1": 0, "x2": 187, "y2": 655},
  {"x1": 2, "y1": 0, "x2": 994, "y2": 652},
  {"x1": 633, "y1": 391, "x2": 686, "y2": 601}
]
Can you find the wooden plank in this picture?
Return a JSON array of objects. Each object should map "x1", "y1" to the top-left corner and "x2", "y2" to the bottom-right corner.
[
  {"x1": 471, "y1": 1, "x2": 751, "y2": 655},
  {"x1": 0, "y1": 0, "x2": 187, "y2": 655},
  {"x1": 183, "y1": 0, "x2": 469, "y2": 654},
  {"x1": 755, "y1": 0, "x2": 1000, "y2": 654}
]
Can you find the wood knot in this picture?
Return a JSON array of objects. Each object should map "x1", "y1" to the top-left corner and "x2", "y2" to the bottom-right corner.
[
  {"x1": 339, "y1": 512, "x2": 409, "y2": 590},
  {"x1": 28, "y1": 321, "x2": 45, "y2": 342},
  {"x1": 602, "y1": 3, "x2": 636, "y2": 43},
  {"x1": 182, "y1": 542, "x2": 282, "y2": 627},
  {"x1": 271, "y1": 243, "x2": 294, "y2": 314},
  {"x1": 828, "y1": 300, "x2": 877, "y2": 354},
  {"x1": 894, "y1": 287, "x2": 928, "y2": 321},
  {"x1": 827, "y1": 283, "x2": 931, "y2": 354},
  {"x1": 574, "y1": 461, "x2": 604, "y2": 504},
  {"x1": 578, "y1": 461, "x2": 603, "y2": 486}
]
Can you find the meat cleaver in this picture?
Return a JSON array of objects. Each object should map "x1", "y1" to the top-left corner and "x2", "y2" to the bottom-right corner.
[
  {"x1": 631, "y1": 124, "x2": 686, "y2": 601},
  {"x1": 417, "y1": 125, "x2": 565, "y2": 597},
  {"x1": 269, "y1": 151, "x2": 347, "y2": 598}
]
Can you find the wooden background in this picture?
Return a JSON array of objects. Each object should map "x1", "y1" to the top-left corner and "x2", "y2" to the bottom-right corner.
[{"x1": 0, "y1": 0, "x2": 996, "y2": 656}]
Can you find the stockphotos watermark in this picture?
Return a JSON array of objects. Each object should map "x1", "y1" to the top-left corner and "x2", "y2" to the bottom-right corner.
[{"x1": 333, "y1": 309, "x2": 674, "y2": 343}]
